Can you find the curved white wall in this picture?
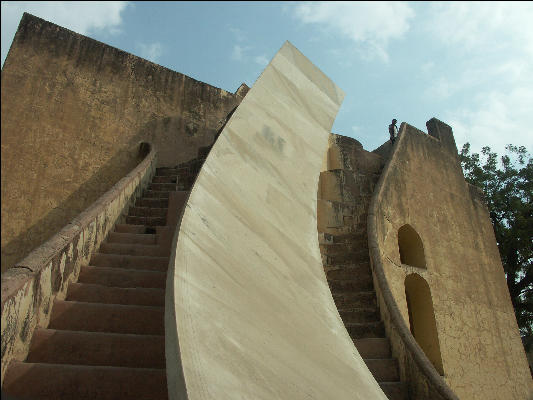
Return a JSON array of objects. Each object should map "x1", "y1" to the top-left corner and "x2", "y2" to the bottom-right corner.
[{"x1": 166, "y1": 41, "x2": 388, "y2": 400}]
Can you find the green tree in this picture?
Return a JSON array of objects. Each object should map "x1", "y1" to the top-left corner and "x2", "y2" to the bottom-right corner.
[{"x1": 459, "y1": 143, "x2": 532, "y2": 350}]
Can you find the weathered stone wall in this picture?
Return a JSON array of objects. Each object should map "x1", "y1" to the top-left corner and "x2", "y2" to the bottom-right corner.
[
  {"x1": 1, "y1": 13, "x2": 248, "y2": 273},
  {"x1": 317, "y1": 133, "x2": 383, "y2": 236},
  {"x1": 370, "y1": 119, "x2": 532, "y2": 399}
]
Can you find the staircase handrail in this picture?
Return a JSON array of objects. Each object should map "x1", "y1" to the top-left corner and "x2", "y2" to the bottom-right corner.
[
  {"x1": 367, "y1": 124, "x2": 460, "y2": 400},
  {"x1": 1, "y1": 142, "x2": 157, "y2": 386}
]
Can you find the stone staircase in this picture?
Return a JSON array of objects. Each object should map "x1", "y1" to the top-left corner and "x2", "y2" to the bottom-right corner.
[
  {"x1": 2, "y1": 146, "x2": 211, "y2": 400},
  {"x1": 318, "y1": 141, "x2": 407, "y2": 400}
]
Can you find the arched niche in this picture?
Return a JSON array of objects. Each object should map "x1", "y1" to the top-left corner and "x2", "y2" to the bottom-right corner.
[
  {"x1": 398, "y1": 224, "x2": 426, "y2": 269},
  {"x1": 404, "y1": 273, "x2": 444, "y2": 375}
]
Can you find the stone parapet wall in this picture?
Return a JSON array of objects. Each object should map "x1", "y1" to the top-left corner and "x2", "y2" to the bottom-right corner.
[
  {"x1": 1, "y1": 13, "x2": 248, "y2": 273},
  {"x1": 368, "y1": 120, "x2": 532, "y2": 399},
  {"x1": 1, "y1": 144, "x2": 157, "y2": 387},
  {"x1": 367, "y1": 123, "x2": 462, "y2": 400}
]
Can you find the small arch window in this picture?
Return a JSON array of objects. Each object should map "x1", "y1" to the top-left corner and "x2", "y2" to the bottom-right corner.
[
  {"x1": 405, "y1": 274, "x2": 444, "y2": 375},
  {"x1": 398, "y1": 224, "x2": 426, "y2": 269}
]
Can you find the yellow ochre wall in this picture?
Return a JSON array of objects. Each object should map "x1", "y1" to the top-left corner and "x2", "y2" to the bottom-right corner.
[
  {"x1": 1, "y1": 13, "x2": 247, "y2": 273},
  {"x1": 374, "y1": 120, "x2": 532, "y2": 399}
]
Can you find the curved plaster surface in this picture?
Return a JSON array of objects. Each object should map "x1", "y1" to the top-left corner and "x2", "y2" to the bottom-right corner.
[{"x1": 166, "y1": 42, "x2": 388, "y2": 399}]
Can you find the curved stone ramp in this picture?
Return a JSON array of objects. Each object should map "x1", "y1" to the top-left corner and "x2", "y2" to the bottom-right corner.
[{"x1": 166, "y1": 41, "x2": 389, "y2": 399}]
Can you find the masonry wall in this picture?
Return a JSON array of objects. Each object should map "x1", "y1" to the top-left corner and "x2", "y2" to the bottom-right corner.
[
  {"x1": 373, "y1": 120, "x2": 532, "y2": 399},
  {"x1": 1, "y1": 13, "x2": 247, "y2": 273}
]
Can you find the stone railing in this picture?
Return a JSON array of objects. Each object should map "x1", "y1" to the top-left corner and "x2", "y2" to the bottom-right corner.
[
  {"x1": 1, "y1": 143, "x2": 157, "y2": 386},
  {"x1": 367, "y1": 124, "x2": 459, "y2": 400}
]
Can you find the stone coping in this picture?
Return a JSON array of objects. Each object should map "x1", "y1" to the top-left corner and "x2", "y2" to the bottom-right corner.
[
  {"x1": 1, "y1": 143, "x2": 157, "y2": 385},
  {"x1": 367, "y1": 123, "x2": 460, "y2": 400}
]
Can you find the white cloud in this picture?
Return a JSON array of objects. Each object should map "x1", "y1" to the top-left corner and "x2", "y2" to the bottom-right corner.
[
  {"x1": 424, "y1": 2, "x2": 533, "y2": 154},
  {"x1": 421, "y1": 61, "x2": 434, "y2": 74},
  {"x1": 228, "y1": 26, "x2": 246, "y2": 42},
  {"x1": 427, "y1": 2, "x2": 533, "y2": 57},
  {"x1": 231, "y1": 44, "x2": 269, "y2": 68},
  {"x1": 228, "y1": 26, "x2": 271, "y2": 69},
  {"x1": 231, "y1": 44, "x2": 251, "y2": 61},
  {"x1": 293, "y1": 2, "x2": 415, "y2": 62},
  {"x1": 447, "y1": 88, "x2": 533, "y2": 154},
  {"x1": 254, "y1": 55, "x2": 269, "y2": 67},
  {"x1": 1, "y1": 1, "x2": 130, "y2": 65},
  {"x1": 137, "y1": 42, "x2": 162, "y2": 63}
]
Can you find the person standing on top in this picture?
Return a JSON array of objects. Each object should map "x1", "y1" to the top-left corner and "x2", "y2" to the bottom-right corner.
[{"x1": 389, "y1": 119, "x2": 398, "y2": 144}]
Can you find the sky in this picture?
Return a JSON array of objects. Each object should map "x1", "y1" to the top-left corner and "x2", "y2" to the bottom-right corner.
[{"x1": 1, "y1": 1, "x2": 532, "y2": 155}]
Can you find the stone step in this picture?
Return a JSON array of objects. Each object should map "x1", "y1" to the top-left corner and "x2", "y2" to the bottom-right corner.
[
  {"x1": 114, "y1": 224, "x2": 150, "y2": 234},
  {"x1": 320, "y1": 225, "x2": 358, "y2": 237},
  {"x1": 2, "y1": 361, "x2": 167, "y2": 400},
  {"x1": 346, "y1": 321, "x2": 385, "y2": 339},
  {"x1": 128, "y1": 206, "x2": 168, "y2": 218},
  {"x1": 26, "y1": 329, "x2": 165, "y2": 369},
  {"x1": 380, "y1": 382, "x2": 408, "y2": 400},
  {"x1": 152, "y1": 175, "x2": 177, "y2": 184},
  {"x1": 156, "y1": 167, "x2": 179, "y2": 176},
  {"x1": 322, "y1": 250, "x2": 370, "y2": 266},
  {"x1": 149, "y1": 182, "x2": 178, "y2": 192},
  {"x1": 67, "y1": 283, "x2": 165, "y2": 307},
  {"x1": 107, "y1": 231, "x2": 157, "y2": 245},
  {"x1": 78, "y1": 266, "x2": 166, "y2": 289},
  {"x1": 175, "y1": 165, "x2": 192, "y2": 173},
  {"x1": 325, "y1": 264, "x2": 372, "y2": 281},
  {"x1": 126, "y1": 215, "x2": 166, "y2": 226},
  {"x1": 339, "y1": 308, "x2": 380, "y2": 324},
  {"x1": 90, "y1": 253, "x2": 169, "y2": 271},
  {"x1": 49, "y1": 300, "x2": 164, "y2": 335},
  {"x1": 333, "y1": 291, "x2": 377, "y2": 310},
  {"x1": 364, "y1": 358, "x2": 400, "y2": 382},
  {"x1": 99, "y1": 242, "x2": 165, "y2": 257},
  {"x1": 328, "y1": 275, "x2": 374, "y2": 293},
  {"x1": 156, "y1": 166, "x2": 196, "y2": 177},
  {"x1": 144, "y1": 190, "x2": 170, "y2": 199},
  {"x1": 179, "y1": 176, "x2": 194, "y2": 188},
  {"x1": 136, "y1": 197, "x2": 169, "y2": 208},
  {"x1": 354, "y1": 337, "x2": 391, "y2": 359},
  {"x1": 318, "y1": 232, "x2": 366, "y2": 245},
  {"x1": 319, "y1": 241, "x2": 368, "y2": 255},
  {"x1": 180, "y1": 157, "x2": 205, "y2": 169}
]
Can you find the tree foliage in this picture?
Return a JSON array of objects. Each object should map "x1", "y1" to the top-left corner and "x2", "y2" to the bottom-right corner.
[{"x1": 459, "y1": 143, "x2": 532, "y2": 349}]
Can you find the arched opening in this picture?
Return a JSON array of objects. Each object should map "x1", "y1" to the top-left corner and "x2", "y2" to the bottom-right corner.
[
  {"x1": 398, "y1": 224, "x2": 426, "y2": 268},
  {"x1": 405, "y1": 274, "x2": 444, "y2": 375}
]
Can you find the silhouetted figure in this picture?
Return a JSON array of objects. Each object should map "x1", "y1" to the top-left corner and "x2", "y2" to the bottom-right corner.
[{"x1": 389, "y1": 119, "x2": 398, "y2": 144}]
